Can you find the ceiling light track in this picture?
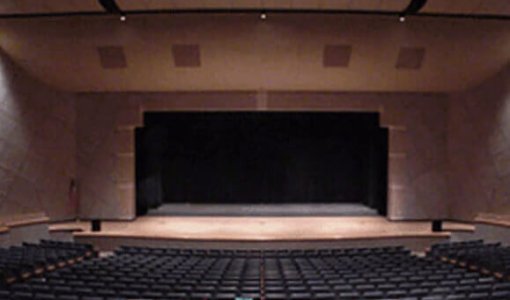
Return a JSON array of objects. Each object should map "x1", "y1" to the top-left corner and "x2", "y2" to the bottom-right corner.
[
  {"x1": 98, "y1": 0, "x2": 126, "y2": 20},
  {"x1": 399, "y1": 0, "x2": 428, "y2": 20},
  {"x1": 98, "y1": 0, "x2": 121, "y2": 14},
  {"x1": 0, "y1": 7, "x2": 508, "y2": 21}
]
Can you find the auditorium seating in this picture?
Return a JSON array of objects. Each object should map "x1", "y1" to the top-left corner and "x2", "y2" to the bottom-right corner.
[
  {"x1": 428, "y1": 240, "x2": 510, "y2": 279},
  {"x1": 0, "y1": 240, "x2": 95, "y2": 287},
  {"x1": 1, "y1": 242, "x2": 510, "y2": 299}
]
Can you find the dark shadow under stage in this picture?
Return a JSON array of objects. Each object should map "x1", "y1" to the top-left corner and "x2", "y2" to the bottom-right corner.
[{"x1": 146, "y1": 203, "x2": 379, "y2": 217}]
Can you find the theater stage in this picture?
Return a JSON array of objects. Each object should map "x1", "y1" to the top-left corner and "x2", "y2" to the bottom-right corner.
[
  {"x1": 52, "y1": 216, "x2": 473, "y2": 252},
  {"x1": 146, "y1": 203, "x2": 379, "y2": 217}
]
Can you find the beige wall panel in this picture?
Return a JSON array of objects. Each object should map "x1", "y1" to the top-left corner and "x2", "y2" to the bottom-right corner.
[
  {"x1": 0, "y1": 51, "x2": 76, "y2": 221},
  {"x1": 76, "y1": 91, "x2": 450, "y2": 220},
  {"x1": 115, "y1": 155, "x2": 135, "y2": 183},
  {"x1": 448, "y1": 64, "x2": 510, "y2": 220},
  {"x1": 388, "y1": 128, "x2": 409, "y2": 153},
  {"x1": 115, "y1": 130, "x2": 135, "y2": 154}
]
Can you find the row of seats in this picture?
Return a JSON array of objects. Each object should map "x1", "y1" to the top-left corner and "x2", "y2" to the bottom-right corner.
[
  {"x1": 116, "y1": 245, "x2": 409, "y2": 258},
  {"x1": 1, "y1": 242, "x2": 508, "y2": 299},
  {"x1": 0, "y1": 240, "x2": 95, "y2": 285},
  {"x1": 428, "y1": 240, "x2": 510, "y2": 277}
]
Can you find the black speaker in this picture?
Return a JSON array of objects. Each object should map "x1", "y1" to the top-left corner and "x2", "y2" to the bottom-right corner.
[
  {"x1": 432, "y1": 220, "x2": 442, "y2": 232},
  {"x1": 91, "y1": 219, "x2": 101, "y2": 232}
]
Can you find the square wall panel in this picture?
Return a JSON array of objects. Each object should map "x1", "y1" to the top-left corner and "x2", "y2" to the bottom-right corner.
[
  {"x1": 172, "y1": 44, "x2": 201, "y2": 68},
  {"x1": 97, "y1": 46, "x2": 128, "y2": 69},
  {"x1": 323, "y1": 45, "x2": 352, "y2": 68},
  {"x1": 396, "y1": 47, "x2": 425, "y2": 70}
]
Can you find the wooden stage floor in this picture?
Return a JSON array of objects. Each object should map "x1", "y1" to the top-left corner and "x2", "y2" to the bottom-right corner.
[
  {"x1": 53, "y1": 216, "x2": 472, "y2": 241},
  {"x1": 52, "y1": 216, "x2": 475, "y2": 251}
]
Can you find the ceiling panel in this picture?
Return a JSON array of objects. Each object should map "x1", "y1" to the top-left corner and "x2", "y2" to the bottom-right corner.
[
  {"x1": 422, "y1": 0, "x2": 457, "y2": 13},
  {"x1": 0, "y1": 1, "x2": 16, "y2": 14},
  {"x1": 0, "y1": 1, "x2": 42, "y2": 14},
  {"x1": 422, "y1": 0, "x2": 510, "y2": 16},
  {"x1": 447, "y1": 0, "x2": 483, "y2": 14},
  {"x1": 42, "y1": 0, "x2": 103, "y2": 13},
  {"x1": 291, "y1": 0, "x2": 322, "y2": 10},
  {"x1": 230, "y1": 0, "x2": 264, "y2": 9},
  {"x1": 184, "y1": 0, "x2": 233, "y2": 9},
  {"x1": 349, "y1": 0, "x2": 381, "y2": 11},
  {"x1": 319, "y1": 0, "x2": 352, "y2": 10},
  {"x1": 477, "y1": 0, "x2": 510, "y2": 15},
  {"x1": 422, "y1": 0, "x2": 482, "y2": 14},
  {"x1": 263, "y1": 0, "x2": 293, "y2": 9},
  {"x1": 125, "y1": 0, "x2": 175, "y2": 10},
  {"x1": 116, "y1": 0, "x2": 152, "y2": 10},
  {"x1": 378, "y1": 0, "x2": 409, "y2": 12},
  {"x1": 0, "y1": 0, "x2": 102, "y2": 15}
]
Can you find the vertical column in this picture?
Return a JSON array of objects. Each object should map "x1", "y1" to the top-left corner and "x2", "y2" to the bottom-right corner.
[
  {"x1": 381, "y1": 108, "x2": 410, "y2": 220},
  {"x1": 256, "y1": 90, "x2": 268, "y2": 111},
  {"x1": 114, "y1": 104, "x2": 142, "y2": 220}
]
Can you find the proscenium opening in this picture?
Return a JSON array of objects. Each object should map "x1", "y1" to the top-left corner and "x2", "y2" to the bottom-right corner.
[{"x1": 135, "y1": 112, "x2": 388, "y2": 216}]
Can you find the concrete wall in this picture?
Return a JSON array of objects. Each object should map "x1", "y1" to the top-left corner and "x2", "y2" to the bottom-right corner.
[
  {"x1": 448, "y1": 65, "x2": 510, "y2": 221},
  {"x1": 76, "y1": 91, "x2": 450, "y2": 221},
  {"x1": 0, "y1": 51, "x2": 76, "y2": 221}
]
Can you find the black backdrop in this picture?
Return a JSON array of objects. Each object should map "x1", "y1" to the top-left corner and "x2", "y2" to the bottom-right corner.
[{"x1": 136, "y1": 112, "x2": 388, "y2": 215}]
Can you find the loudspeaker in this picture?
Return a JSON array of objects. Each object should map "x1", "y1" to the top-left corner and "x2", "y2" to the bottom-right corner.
[
  {"x1": 432, "y1": 220, "x2": 442, "y2": 232},
  {"x1": 91, "y1": 219, "x2": 101, "y2": 232}
]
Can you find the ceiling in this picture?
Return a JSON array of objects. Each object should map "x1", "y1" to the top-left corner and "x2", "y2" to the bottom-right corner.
[
  {"x1": 0, "y1": 2, "x2": 507, "y2": 93},
  {"x1": 0, "y1": 13, "x2": 507, "y2": 93},
  {"x1": 0, "y1": 0, "x2": 508, "y2": 17}
]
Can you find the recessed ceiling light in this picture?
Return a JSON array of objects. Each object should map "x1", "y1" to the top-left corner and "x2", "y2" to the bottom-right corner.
[
  {"x1": 399, "y1": 15, "x2": 406, "y2": 23},
  {"x1": 260, "y1": 13, "x2": 267, "y2": 20},
  {"x1": 120, "y1": 15, "x2": 127, "y2": 22}
]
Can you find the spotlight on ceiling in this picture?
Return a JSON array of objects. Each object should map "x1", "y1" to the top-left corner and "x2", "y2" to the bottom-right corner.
[
  {"x1": 260, "y1": 12, "x2": 267, "y2": 20},
  {"x1": 99, "y1": 0, "x2": 127, "y2": 22},
  {"x1": 398, "y1": 0, "x2": 427, "y2": 23}
]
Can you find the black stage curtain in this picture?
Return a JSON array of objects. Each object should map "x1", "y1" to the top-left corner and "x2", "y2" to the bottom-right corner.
[{"x1": 136, "y1": 112, "x2": 388, "y2": 215}]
